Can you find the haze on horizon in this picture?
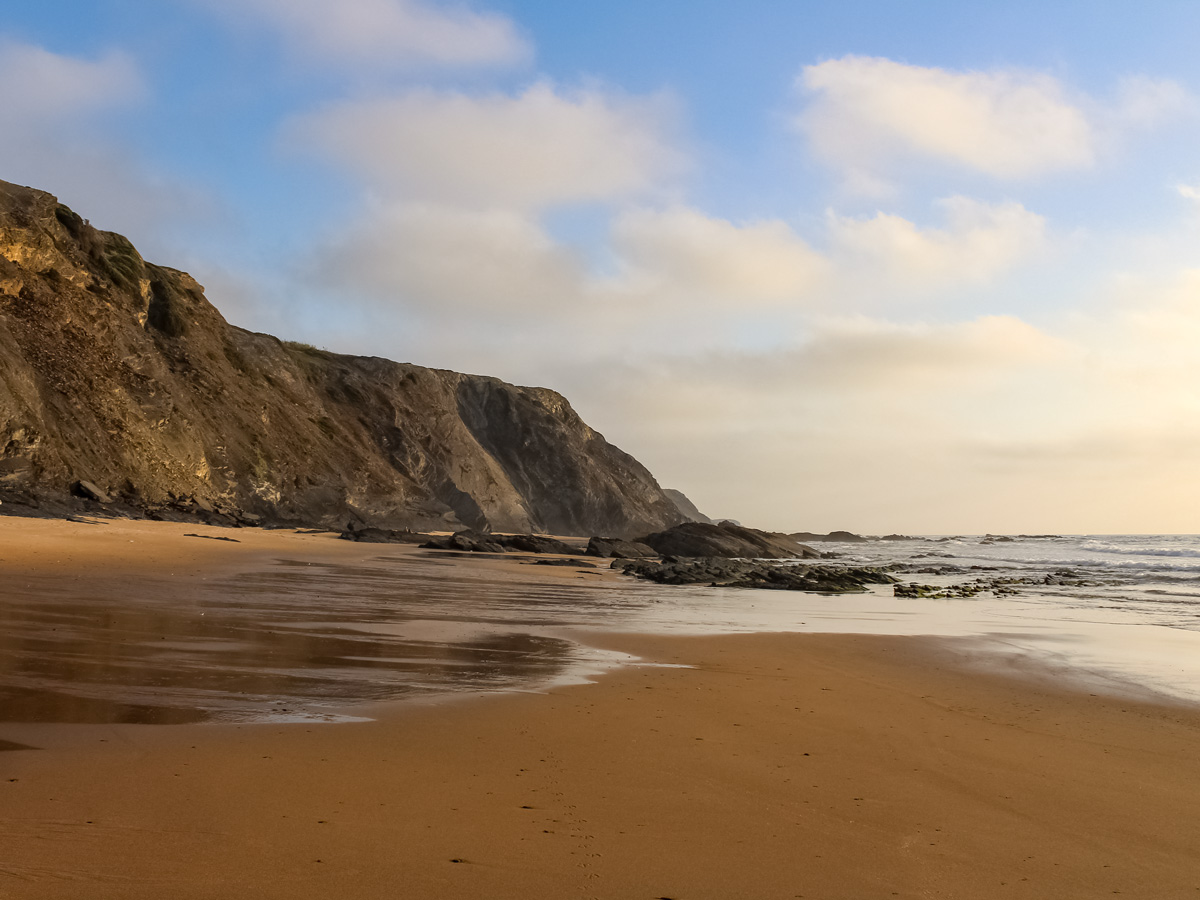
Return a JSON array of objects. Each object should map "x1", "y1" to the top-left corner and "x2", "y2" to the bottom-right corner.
[{"x1": 2, "y1": 1, "x2": 1199, "y2": 535}]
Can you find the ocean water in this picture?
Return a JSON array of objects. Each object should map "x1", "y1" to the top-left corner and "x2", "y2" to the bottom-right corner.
[
  {"x1": 761, "y1": 533, "x2": 1200, "y2": 704},
  {"x1": 820, "y1": 533, "x2": 1200, "y2": 630},
  {"x1": 4, "y1": 535, "x2": 1200, "y2": 728}
]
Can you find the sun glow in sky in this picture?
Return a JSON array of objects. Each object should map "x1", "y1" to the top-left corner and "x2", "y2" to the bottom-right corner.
[{"x1": 5, "y1": 1, "x2": 1200, "y2": 533}]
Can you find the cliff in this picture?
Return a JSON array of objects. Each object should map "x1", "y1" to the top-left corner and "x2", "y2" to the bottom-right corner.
[{"x1": 0, "y1": 179, "x2": 685, "y2": 537}]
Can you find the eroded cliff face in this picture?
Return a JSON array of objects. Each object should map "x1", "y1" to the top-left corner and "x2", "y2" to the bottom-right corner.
[{"x1": 0, "y1": 179, "x2": 684, "y2": 537}]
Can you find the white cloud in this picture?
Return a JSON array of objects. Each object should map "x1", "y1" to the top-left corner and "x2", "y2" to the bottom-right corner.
[
  {"x1": 200, "y1": 0, "x2": 529, "y2": 69},
  {"x1": 303, "y1": 194, "x2": 1049, "y2": 369},
  {"x1": 828, "y1": 196, "x2": 1047, "y2": 291},
  {"x1": 610, "y1": 207, "x2": 829, "y2": 304},
  {"x1": 1111, "y1": 75, "x2": 1192, "y2": 127},
  {"x1": 791, "y1": 313, "x2": 1063, "y2": 388},
  {"x1": 0, "y1": 39, "x2": 143, "y2": 119},
  {"x1": 314, "y1": 202, "x2": 583, "y2": 309},
  {"x1": 798, "y1": 56, "x2": 1095, "y2": 183},
  {"x1": 290, "y1": 83, "x2": 683, "y2": 210},
  {"x1": 1177, "y1": 183, "x2": 1200, "y2": 203},
  {"x1": 0, "y1": 39, "x2": 205, "y2": 244}
]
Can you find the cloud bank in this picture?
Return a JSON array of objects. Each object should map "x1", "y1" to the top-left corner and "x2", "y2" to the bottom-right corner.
[
  {"x1": 797, "y1": 56, "x2": 1189, "y2": 194},
  {"x1": 291, "y1": 83, "x2": 683, "y2": 210}
]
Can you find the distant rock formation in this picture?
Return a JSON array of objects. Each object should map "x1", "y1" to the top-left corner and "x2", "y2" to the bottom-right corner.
[
  {"x1": 662, "y1": 488, "x2": 713, "y2": 524},
  {"x1": 0, "y1": 179, "x2": 686, "y2": 536},
  {"x1": 791, "y1": 530, "x2": 868, "y2": 543}
]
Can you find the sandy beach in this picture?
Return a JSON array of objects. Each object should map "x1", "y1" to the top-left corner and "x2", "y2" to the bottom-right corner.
[{"x1": 1, "y1": 519, "x2": 1199, "y2": 899}]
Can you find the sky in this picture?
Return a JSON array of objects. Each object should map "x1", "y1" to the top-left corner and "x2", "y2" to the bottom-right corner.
[{"x1": 3, "y1": 1, "x2": 1200, "y2": 534}]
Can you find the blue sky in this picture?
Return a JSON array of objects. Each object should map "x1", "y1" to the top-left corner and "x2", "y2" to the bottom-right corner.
[{"x1": 4, "y1": 1, "x2": 1200, "y2": 532}]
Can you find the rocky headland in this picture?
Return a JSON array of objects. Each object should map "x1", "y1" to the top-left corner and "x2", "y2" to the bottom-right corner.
[{"x1": 0, "y1": 179, "x2": 693, "y2": 536}]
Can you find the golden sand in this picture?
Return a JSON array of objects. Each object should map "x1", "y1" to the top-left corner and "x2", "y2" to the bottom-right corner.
[{"x1": 0, "y1": 519, "x2": 1198, "y2": 899}]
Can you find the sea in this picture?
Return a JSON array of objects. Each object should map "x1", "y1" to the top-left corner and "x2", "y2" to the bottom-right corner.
[{"x1": 4, "y1": 534, "x2": 1200, "y2": 727}]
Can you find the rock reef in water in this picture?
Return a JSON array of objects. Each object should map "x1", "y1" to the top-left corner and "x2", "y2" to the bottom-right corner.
[
  {"x1": 617, "y1": 557, "x2": 897, "y2": 593},
  {"x1": 0, "y1": 179, "x2": 687, "y2": 536}
]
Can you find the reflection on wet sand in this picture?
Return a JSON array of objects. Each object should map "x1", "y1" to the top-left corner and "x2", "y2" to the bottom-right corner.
[
  {"x1": 0, "y1": 552, "x2": 633, "y2": 726},
  {"x1": 7, "y1": 534, "x2": 1200, "y2": 731}
]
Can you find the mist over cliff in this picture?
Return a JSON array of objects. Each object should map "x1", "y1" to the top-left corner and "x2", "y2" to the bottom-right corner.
[{"x1": 0, "y1": 179, "x2": 686, "y2": 537}]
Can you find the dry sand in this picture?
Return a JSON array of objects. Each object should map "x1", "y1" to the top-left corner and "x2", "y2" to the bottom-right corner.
[{"x1": 1, "y1": 518, "x2": 1199, "y2": 899}]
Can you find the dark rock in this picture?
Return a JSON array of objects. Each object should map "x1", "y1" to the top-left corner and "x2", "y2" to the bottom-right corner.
[
  {"x1": 183, "y1": 532, "x2": 240, "y2": 543},
  {"x1": 0, "y1": 178, "x2": 687, "y2": 536},
  {"x1": 340, "y1": 526, "x2": 430, "y2": 544},
  {"x1": 894, "y1": 575, "x2": 1033, "y2": 599},
  {"x1": 71, "y1": 480, "x2": 110, "y2": 503},
  {"x1": 531, "y1": 558, "x2": 597, "y2": 568},
  {"x1": 617, "y1": 557, "x2": 896, "y2": 593},
  {"x1": 878, "y1": 533, "x2": 923, "y2": 541},
  {"x1": 413, "y1": 530, "x2": 585, "y2": 555},
  {"x1": 420, "y1": 530, "x2": 507, "y2": 553},
  {"x1": 639, "y1": 522, "x2": 819, "y2": 559},
  {"x1": 586, "y1": 536, "x2": 658, "y2": 559},
  {"x1": 493, "y1": 534, "x2": 581, "y2": 555}
]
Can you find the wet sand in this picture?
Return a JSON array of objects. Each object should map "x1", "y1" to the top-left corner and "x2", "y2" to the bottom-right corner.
[{"x1": 2, "y1": 520, "x2": 1200, "y2": 898}]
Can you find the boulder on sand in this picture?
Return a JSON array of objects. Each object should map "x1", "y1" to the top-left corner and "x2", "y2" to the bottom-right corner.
[{"x1": 417, "y1": 530, "x2": 582, "y2": 555}]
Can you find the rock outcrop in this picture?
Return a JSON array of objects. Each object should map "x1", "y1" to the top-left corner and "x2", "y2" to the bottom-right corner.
[
  {"x1": 638, "y1": 522, "x2": 819, "y2": 559},
  {"x1": 616, "y1": 557, "x2": 896, "y2": 593},
  {"x1": 585, "y1": 536, "x2": 658, "y2": 559},
  {"x1": 0, "y1": 179, "x2": 686, "y2": 536},
  {"x1": 418, "y1": 531, "x2": 583, "y2": 555}
]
